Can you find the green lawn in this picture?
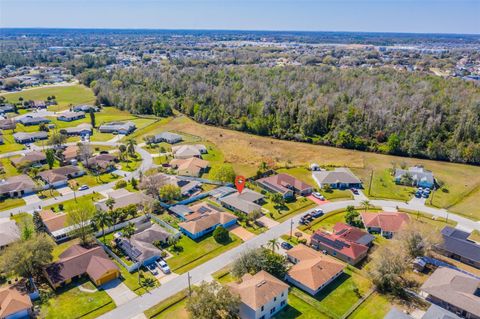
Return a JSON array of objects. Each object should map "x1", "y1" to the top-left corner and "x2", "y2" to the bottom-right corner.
[
  {"x1": 322, "y1": 189, "x2": 354, "y2": 201},
  {"x1": 114, "y1": 260, "x2": 160, "y2": 295},
  {"x1": 38, "y1": 278, "x2": 116, "y2": 319},
  {"x1": 144, "y1": 290, "x2": 189, "y2": 319},
  {"x1": 0, "y1": 133, "x2": 24, "y2": 153},
  {"x1": 348, "y1": 292, "x2": 392, "y2": 319},
  {"x1": 274, "y1": 292, "x2": 330, "y2": 319},
  {"x1": 119, "y1": 153, "x2": 142, "y2": 172},
  {"x1": 362, "y1": 169, "x2": 413, "y2": 201},
  {"x1": 45, "y1": 193, "x2": 104, "y2": 212},
  {"x1": 277, "y1": 167, "x2": 317, "y2": 188},
  {"x1": 74, "y1": 172, "x2": 119, "y2": 187},
  {"x1": 10, "y1": 212, "x2": 33, "y2": 228},
  {"x1": 167, "y1": 233, "x2": 242, "y2": 274},
  {"x1": 0, "y1": 197, "x2": 26, "y2": 212},
  {"x1": 0, "y1": 157, "x2": 19, "y2": 177},
  {"x1": 1, "y1": 84, "x2": 96, "y2": 112},
  {"x1": 89, "y1": 131, "x2": 116, "y2": 142},
  {"x1": 263, "y1": 197, "x2": 315, "y2": 222}
]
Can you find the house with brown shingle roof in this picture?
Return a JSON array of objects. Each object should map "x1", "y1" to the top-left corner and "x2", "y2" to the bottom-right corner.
[
  {"x1": 420, "y1": 267, "x2": 480, "y2": 319},
  {"x1": 0, "y1": 175, "x2": 36, "y2": 198},
  {"x1": 361, "y1": 212, "x2": 410, "y2": 238},
  {"x1": 84, "y1": 153, "x2": 117, "y2": 173},
  {"x1": 178, "y1": 203, "x2": 237, "y2": 239},
  {"x1": 0, "y1": 285, "x2": 33, "y2": 319},
  {"x1": 286, "y1": 244, "x2": 345, "y2": 295},
  {"x1": 62, "y1": 145, "x2": 79, "y2": 164},
  {"x1": 170, "y1": 157, "x2": 210, "y2": 177},
  {"x1": 332, "y1": 223, "x2": 375, "y2": 247},
  {"x1": 257, "y1": 173, "x2": 313, "y2": 199},
  {"x1": 228, "y1": 270, "x2": 289, "y2": 319},
  {"x1": 37, "y1": 165, "x2": 84, "y2": 188},
  {"x1": 39, "y1": 209, "x2": 72, "y2": 242},
  {"x1": 43, "y1": 244, "x2": 120, "y2": 289},
  {"x1": 10, "y1": 151, "x2": 46, "y2": 167}
]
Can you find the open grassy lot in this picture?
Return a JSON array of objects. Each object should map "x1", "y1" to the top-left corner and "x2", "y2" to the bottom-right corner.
[
  {"x1": 38, "y1": 278, "x2": 116, "y2": 319},
  {"x1": 74, "y1": 172, "x2": 119, "y2": 187},
  {"x1": 0, "y1": 197, "x2": 26, "y2": 212},
  {"x1": 95, "y1": 107, "x2": 137, "y2": 124},
  {"x1": 1, "y1": 84, "x2": 96, "y2": 112},
  {"x1": 10, "y1": 212, "x2": 33, "y2": 228},
  {"x1": 45, "y1": 193, "x2": 104, "y2": 212},
  {"x1": 263, "y1": 197, "x2": 315, "y2": 222},
  {"x1": 0, "y1": 132, "x2": 24, "y2": 153},
  {"x1": 0, "y1": 157, "x2": 19, "y2": 177},
  {"x1": 277, "y1": 166, "x2": 317, "y2": 187},
  {"x1": 275, "y1": 291, "x2": 330, "y2": 319},
  {"x1": 126, "y1": 117, "x2": 173, "y2": 143},
  {"x1": 348, "y1": 292, "x2": 392, "y2": 319},
  {"x1": 358, "y1": 168, "x2": 413, "y2": 201},
  {"x1": 144, "y1": 290, "x2": 189, "y2": 319},
  {"x1": 322, "y1": 189, "x2": 354, "y2": 201},
  {"x1": 167, "y1": 233, "x2": 242, "y2": 274}
]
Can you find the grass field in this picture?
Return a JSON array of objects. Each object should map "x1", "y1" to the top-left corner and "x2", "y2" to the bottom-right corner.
[
  {"x1": 263, "y1": 197, "x2": 316, "y2": 222},
  {"x1": 38, "y1": 278, "x2": 115, "y2": 319},
  {"x1": 144, "y1": 290, "x2": 189, "y2": 319},
  {"x1": 166, "y1": 233, "x2": 242, "y2": 274},
  {"x1": 1, "y1": 84, "x2": 96, "y2": 112},
  {"x1": 0, "y1": 197, "x2": 26, "y2": 212},
  {"x1": 358, "y1": 168, "x2": 414, "y2": 201},
  {"x1": 348, "y1": 292, "x2": 392, "y2": 319}
]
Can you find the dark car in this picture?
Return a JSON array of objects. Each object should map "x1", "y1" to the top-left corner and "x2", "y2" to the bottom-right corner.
[
  {"x1": 415, "y1": 192, "x2": 422, "y2": 198},
  {"x1": 281, "y1": 242, "x2": 293, "y2": 250},
  {"x1": 351, "y1": 188, "x2": 359, "y2": 195},
  {"x1": 311, "y1": 209, "x2": 324, "y2": 218}
]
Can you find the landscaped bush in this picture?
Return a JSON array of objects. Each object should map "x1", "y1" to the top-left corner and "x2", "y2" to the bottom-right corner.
[
  {"x1": 115, "y1": 180, "x2": 127, "y2": 189},
  {"x1": 213, "y1": 226, "x2": 230, "y2": 243}
]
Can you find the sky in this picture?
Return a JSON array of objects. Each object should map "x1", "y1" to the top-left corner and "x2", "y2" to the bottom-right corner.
[{"x1": 0, "y1": 0, "x2": 479, "y2": 34}]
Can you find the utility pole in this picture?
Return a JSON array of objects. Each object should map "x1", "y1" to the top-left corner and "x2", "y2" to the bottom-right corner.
[
  {"x1": 187, "y1": 272, "x2": 192, "y2": 296},
  {"x1": 290, "y1": 218, "x2": 294, "y2": 239},
  {"x1": 368, "y1": 170, "x2": 373, "y2": 196}
]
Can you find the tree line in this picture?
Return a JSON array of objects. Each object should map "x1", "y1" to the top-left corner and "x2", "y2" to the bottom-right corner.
[{"x1": 83, "y1": 64, "x2": 480, "y2": 164}]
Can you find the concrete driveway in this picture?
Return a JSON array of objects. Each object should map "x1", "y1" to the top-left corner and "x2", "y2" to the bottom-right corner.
[
  {"x1": 57, "y1": 186, "x2": 73, "y2": 196},
  {"x1": 101, "y1": 279, "x2": 137, "y2": 306},
  {"x1": 227, "y1": 224, "x2": 255, "y2": 241},
  {"x1": 257, "y1": 216, "x2": 279, "y2": 229},
  {"x1": 22, "y1": 194, "x2": 41, "y2": 205}
]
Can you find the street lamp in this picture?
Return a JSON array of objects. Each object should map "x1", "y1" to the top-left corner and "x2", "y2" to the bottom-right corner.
[{"x1": 290, "y1": 218, "x2": 294, "y2": 239}]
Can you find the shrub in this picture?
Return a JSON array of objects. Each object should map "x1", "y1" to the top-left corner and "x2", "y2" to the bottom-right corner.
[
  {"x1": 115, "y1": 180, "x2": 127, "y2": 189},
  {"x1": 213, "y1": 226, "x2": 230, "y2": 243}
]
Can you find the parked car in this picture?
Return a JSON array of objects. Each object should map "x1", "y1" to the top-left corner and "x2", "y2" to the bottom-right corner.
[
  {"x1": 311, "y1": 209, "x2": 324, "y2": 218},
  {"x1": 422, "y1": 192, "x2": 429, "y2": 198},
  {"x1": 156, "y1": 259, "x2": 171, "y2": 274},
  {"x1": 415, "y1": 192, "x2": 422, "y2": 198},
  {"x1": 312, "y1": 192, "x2": 325, "y2": 200},
  {"x1": 424, "y1": 188, "x2": 431, "y2": 194},
  {"x1": 281, "y1": 242, "x2": 293, "y2": 250},
  {"x1": 350, "y1": 188, "x2": 359, "y2": 195},
  {"x1": 146, "y1": 263, "x2": 158, "y2": 275},
  {"x1": 78, "y1": 185, "x2": 89, "y2": 191}
]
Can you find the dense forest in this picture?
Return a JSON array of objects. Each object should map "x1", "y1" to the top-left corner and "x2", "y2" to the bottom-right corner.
[{"x1": 82, "y1": 65, "x2": 480, "y2": 164}]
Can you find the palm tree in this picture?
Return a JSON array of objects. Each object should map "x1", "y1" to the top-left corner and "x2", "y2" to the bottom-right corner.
[
  {"x1": 105, "y1": 198, "x2": 116, "y2": 212},
  {"x1": 119, "y1": 144, "x2": 127, "y2": 161},
  {"x1": 92, "y1": 210, "x2": 113, "y2": 243},
  {"x1": 126, "y1": 139, "x2": 137, "y2": 157},
  {"x1": 267, "y1": 238, "x2": 280, "y2": 253},
  {"x1": 123, "y1": 222, "x2": 136, "y2": 244},
  {"x1": 361, "y1": 200, "x2": 371, "y2": 212}
]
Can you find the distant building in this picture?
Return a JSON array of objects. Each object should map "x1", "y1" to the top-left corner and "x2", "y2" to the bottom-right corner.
[
  {"x1": 0, "y1": 175, "x2": 36, "y2": 198},
  {"x1": 13, "y1": 131, "x2": 48, "y2": 144},
  {"x1": 228, "y1": 270, "x2": 289, "y2": 319},
  {"x1": 61, "y1": 123, "x2": 92, "y2": 136},
  {"x1": 312, "y1": 168, "x2": 362, "y2": 189},
  {"x1": 172, "y1": 144, "x2": 207, "y2": 159},
  {"x1": 73, "y1": 104, "x2": 99, "y2": 112},
  {"x1": 84, "y1": 153, "x2": 117, "y2": 173},
  {"x1": 153, "y1": 131, "x2": 182, "y2": 144},
  {"x1": 0, "y1": 119, "x2": 16, "y2": 130},
  {"x1": 170, "y1": 157, "x2": 210, "y2": 177},
  {"x1": 95, "y1": 189, "x2": 154, "y2": 211},
  {"x1": 37, "y1": 165, "x2": 85, "y2": 188},
  {"x1": 10, "y1": 151, "x2": 46, "y2": 167},
  {"x1": 257, "y1": 173, "x2": 313, "y2": 199},
  {"x1": 0, "y1": 218, "x2": 20, "y2": 249},
  {"x1": 16, "y1": 115, "x2": 50, "y2": 126},
  {"x1": 57, "y1": 111, "x2": 85, "y2": 122},
  {"x1": 219, "y1": 188, "x2": 265, "y2": 216},
  {"x1": 394, "y1": 166, "x2": 435, "y2": 188},
  {"x1": 99, "y1": 121, "x2": 136, "y2": 135}
]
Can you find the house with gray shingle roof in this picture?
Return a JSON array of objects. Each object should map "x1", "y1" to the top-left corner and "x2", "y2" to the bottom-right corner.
[
  {"x1": 435, "y1": 226, "x2": 480, "y2": 269},
  {"x1": 395, "y1": 165, "x2": 435, "y2": 188},
  {"x1": 99, "y1": 121, "x2": 136, "y2": 135},
  {"x1": 312, "y1": 168, "x2": 362, "y2": 189},
  {"x1": 153, "y1": 131, "x2": 182, "y2": 144},
  {"x1": 13, "y1": 131, "x2": 48, "y2": 144}
]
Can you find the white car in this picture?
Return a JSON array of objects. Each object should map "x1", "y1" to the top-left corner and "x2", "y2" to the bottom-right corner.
[
  {"x1": 312, "y1": 192, "x2": 325, "y2": 200},
  {"x1": 78, "y1": 185, "x2": 89, "y2": 191},
  {"x1": 156, "y1": 259, "x2": 171, "y2": 274}
]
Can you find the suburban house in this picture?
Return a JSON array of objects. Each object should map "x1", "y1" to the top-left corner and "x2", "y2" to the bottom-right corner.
[
  {"x1": 140, "y1": 172, "x2": 201, "y2": 197},
  {"x1": 44, "y1": 244, "x2": 120, "y2": 288},
  {"x1": 420, "y1": 267, "x2": 480, "y2": 319},
  {"x1": 361, "y1": 212, "x2": 410, "y2": 238},
  {"x1": 153, "y1": 131, "x2": 183, "y2": 144},
  {"x1": 31, "y1": 100, "x2": 46, "y2": 109},
  {"x1": 0, "y1": 285, "x2": 33, "y2": 319},
  {"x1": 311, "y1": 229, "x2": 369, "y2": 265},
  {"x1": 115, "y1": 222, "x2": 171, "y2": 265},
  {"x1": 170, "y1": 157, "x2": 210, "y2": 177},
  {"x1": 10, "y1": 151, "x2": 46, "y2": 167},
  {"x1": 73, "y1": 104, "x2": 99, "y2": 112},
  {"x1": 37, "y1": 165, "x2": 85, "y2": 188},
  {"x1": 257, "y1": 173, "x2": 313, "y2": 199},
  {"x1": 16, "y1": 115, "x2": 50, "y2": 126},
  {"x1": 0, "y1": 218, "x2": 20, "y2": 249},
  {"x1": 57, "y1": 111, "x2": 85, "y2": 122},
  {"x1": 84, "y1": 153, "x2": 117, "y2": 173},
  {"x1": 99, "y1": 121, "x2": 136, "y2": 135},
  {"x1": 172, "y1": 144, "x2": 207, "y2": 159},
  {"x1": 394, "y1": 166, "x2": 435, "y2": 188},
  {"x1": 435, "y1": 226, "x2": 480, "y2": 269},
  {"x1": 219, "y1": 188, "x2": 265, "y2": 216},
  {"x1": 0, "y1": 104, "x2": 15, "y2": 114},
  {"x1": 228, "y1": 270, "x2": 289, "y2": 319},
  {"x1": 0, "y1": 175, "x2": 36, "y2": 198},
  {"x1": 61, "y1": 123, "x2": 92, "y2": 136},
  {"x1": 285, "y1": 244, "x2": 345, "y2": 295},
  {"x1": 386, "y1": 304, "x2": 465, "y2": 319},
  {"x1": 0, "y1": 119, "x2": 16, "y2": 130},
  {"x1": 178, "y1": 202, "x2": 237, "y2": 239},
  {"x1": 95, "y1": 189, "x2": 154, "y2": 212},
  {"x1": 332, "y1": 223, "x2": 375, "y2": 247},
  {"x1": 13, "y1": 131, "x2": 48, "y2": 144},
  {"x1": 62, "y1": 145, "x2": 79, "y2": 164},
  {"x1": 312, "y1": 168, "x2": 362, "y2": 189},
  {"x1": 39, "y1": 209, "x2": 70, "y2": 242}
]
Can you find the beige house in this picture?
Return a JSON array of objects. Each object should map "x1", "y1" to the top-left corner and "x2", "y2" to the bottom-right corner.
[
  {"x1": 170, "y1": 157, "x2": 210, "y2": 177},
  {"x1": 229, "y1": 270, "x2": 289, "y2": 319}
]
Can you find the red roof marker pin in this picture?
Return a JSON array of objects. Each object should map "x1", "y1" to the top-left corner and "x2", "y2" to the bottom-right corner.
[{"x1": 235, "y1": 175, "x2": 246, "y2": 194}]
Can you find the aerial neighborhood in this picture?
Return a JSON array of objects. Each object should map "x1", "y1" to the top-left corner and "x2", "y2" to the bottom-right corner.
[{"x1": 0, "y1": 29, "x2": 480, "y2": 319}]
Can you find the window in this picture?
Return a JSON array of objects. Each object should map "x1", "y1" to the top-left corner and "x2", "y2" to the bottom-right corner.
[
  {"x1": 260, "y1": 316, "x2": 265, "y2": 319},
  {"x1": 261, "y1": 306, "x2": 264, "y2": 312},
  {"x1": 281, "y1": 300, "x2": 286, "y2": 307},
  {"x1": 281, "y1": 292, "x2": 284, "y2": 297},
  {"x1": 270, "y1": 307, "x2": 276, "y2": 314},
  {"x1": 274, "y1": 297, "x2": 277, "y2": 302}
]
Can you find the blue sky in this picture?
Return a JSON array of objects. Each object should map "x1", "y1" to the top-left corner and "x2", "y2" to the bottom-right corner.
[{"x1": 1, "y1": 0, "x2": 479, "y2": 34}]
